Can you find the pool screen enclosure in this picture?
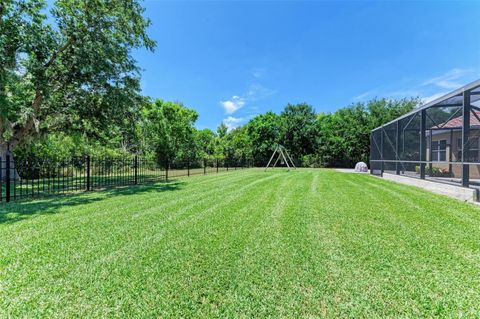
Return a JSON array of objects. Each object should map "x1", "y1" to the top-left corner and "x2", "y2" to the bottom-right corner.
[{"x1": 370, "y1": 79, "x2": 480, "y2": 188}]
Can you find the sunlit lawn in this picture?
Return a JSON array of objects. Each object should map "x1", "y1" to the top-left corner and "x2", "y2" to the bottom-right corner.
[{"x1": 1, "y1": 169, "x2": 479, "y2": 318}]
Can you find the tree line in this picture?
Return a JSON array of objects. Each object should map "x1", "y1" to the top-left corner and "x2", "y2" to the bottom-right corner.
[
  {"x1": 1, "y1": 0, "x2": 418, "y2": 169},
  {"x1": 12, "y1": 97, "x2": 418, "y2": 168}
]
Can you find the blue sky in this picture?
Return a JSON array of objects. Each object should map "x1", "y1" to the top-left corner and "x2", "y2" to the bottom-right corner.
[{"x1": 134, "y1": 1, "x2": 480, "y2": 130}]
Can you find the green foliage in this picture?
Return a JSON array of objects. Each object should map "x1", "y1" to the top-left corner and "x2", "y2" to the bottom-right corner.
[
  {"x1": 280, "y1": 103, "x2": 319, "y2": 158},
  {"x1": 0, "y1": 0, "x2": 155, "y2": 153},
  {"x1": 142, "y1": 99, "x2": 198, "y2": 165},
  {"x1": 217, "y1": 123, "x2": 228, "y2": 138},
  {"x1": 195, "y1": 128, "x2": 216, "y2": 159},
  {"x1": 246, "y1": 112, "x2": 282, "y2": 166},
  {"x1": 224, "y1": 126, "x2": 251, "y2": 163},
  {"x1": 415, "y1": 165, "x2": 452, "y2": 177},
  {"x1": 7, "y1": 96, "x2": 417, "y2": 168},
  {"x1": 300, "y1": 154, "x2": 323, "y2": 168},
  {"x1": 367, "y1": 98, "x2": 418, "y2": 129},
  {"x1": 13, "y1": 133, "x2": 127, "y2": 160},
  {"x1": 317, "y1": 105, "x2": 370, "y2": 167},
  {"x1": 318, "y1": 98, "x2": 418, "y2": 167}
]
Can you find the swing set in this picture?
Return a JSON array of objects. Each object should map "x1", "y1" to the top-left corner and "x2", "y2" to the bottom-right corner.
[{"x1": 264, "y1": 144, "x2": 296, "y2": 171}]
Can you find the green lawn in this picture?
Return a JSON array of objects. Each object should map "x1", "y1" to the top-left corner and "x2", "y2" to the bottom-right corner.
[{"x1": 1, "y1": 169, "x2": 480, "y2": 318}]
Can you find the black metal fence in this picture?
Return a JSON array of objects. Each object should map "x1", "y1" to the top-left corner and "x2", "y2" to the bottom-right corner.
[{"x1": 0, "y1": 155, "x2": 249, "y2": 203}]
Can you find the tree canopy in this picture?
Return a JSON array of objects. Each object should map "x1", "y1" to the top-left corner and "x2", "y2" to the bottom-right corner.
[
  {"x1": 280, "y1": 103, "x2": 319, "y2": 158},
  {"x1": 142, "y1": 100, "x2": 198, "y2": 164},
  {"x1": 317, "y1": 99, "x2": 418, "y2": 167},
  {"x1": 246, "y1": 112, "x2": 282, "y2": 166},
  {"x1": 0, "y1": 0, "x2": 155, "y2": 156},
  {"x1": 14, "y1": 96, "x2": 418, "y2": 168}
]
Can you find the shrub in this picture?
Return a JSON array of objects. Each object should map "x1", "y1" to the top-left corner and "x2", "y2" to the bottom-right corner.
[{"x1": 415, "y1": 165, "x2": 452, "y2": 177}]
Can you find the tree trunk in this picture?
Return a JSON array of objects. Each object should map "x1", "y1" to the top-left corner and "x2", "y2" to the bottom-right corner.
[{"x1": 0, "y1": 143, "x2": 20, "y2": 181}]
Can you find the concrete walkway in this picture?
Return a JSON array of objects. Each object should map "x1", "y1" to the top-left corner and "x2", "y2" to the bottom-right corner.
[
  {"x1": 379, "y1": 173, "x2": 478, "y2": 203},
  {"x1": 335, "y1": 169, "x2": 479, "y2": 203},
  {"x1": 335, "y1": 168, "x2": 370, "y2": 174}
]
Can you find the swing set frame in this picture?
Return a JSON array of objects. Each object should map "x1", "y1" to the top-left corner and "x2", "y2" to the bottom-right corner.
[{"x1": 264, "y1": 145, "x2": 296, "y2": 171}]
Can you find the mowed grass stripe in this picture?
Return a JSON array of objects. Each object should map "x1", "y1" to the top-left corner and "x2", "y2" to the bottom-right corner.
[
  {"x1": 204, "y1": 171, "x2": 312, "y2": 318},
  {"x1": 0, "y1": 169, "x2": 254, "y2": 233},
  {"x1": 278, "y1": 171, "x2": 331, "y2": 317},
  {"x1": 123, "y1": 173, "x2": 298, "y2": 318},
  {"x1": 184, "y1": 172, "x2": 301, "y2": 318},
  {"x1": 0, "y1": 170, "x2": 260, "y2": 256},
  {"x1": 44, "y1": 171, "x2": 287, "y2": 318}
]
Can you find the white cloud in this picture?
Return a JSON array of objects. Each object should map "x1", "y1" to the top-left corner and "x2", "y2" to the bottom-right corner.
[
  {"x1": 421, "y1": 91, "x2": 449, "y2": 104},
  {"x1": 220, "y1": 96, "x2": 245, "y2": 114},
  {"x1": 219, "y1": 82, "x2": 276, "y2": 115},
  {"x1": 353, "y1": 89, "x2": 377, "y2": 101},
  {"x1": 223, "y1": 116, "x2": 243, "y2": 131},
  {"x1": 421, "y1": 68, "x2": 474, "y2": 90},
  {"x1": 352, "y1": 67, "x2": 478, "y2": 104},
  {"x1": 252, "y1": 68, "x2": 266, "y2": 79},
  {"x1": 246, "y1": 83, "x2": 276, "y2": 101}
]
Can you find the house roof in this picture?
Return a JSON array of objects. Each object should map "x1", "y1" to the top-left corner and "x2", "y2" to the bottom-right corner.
[{"x1": 433, "y1": 110, "x2": 480, "y2": 129}]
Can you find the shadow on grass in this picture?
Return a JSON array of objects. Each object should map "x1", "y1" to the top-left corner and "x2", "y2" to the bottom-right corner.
[{"x1": 0, "y1": 180, "x2": 185, "y2": 225}]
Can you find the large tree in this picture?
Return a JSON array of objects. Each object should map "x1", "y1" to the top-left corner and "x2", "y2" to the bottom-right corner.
[
  {"x1": 223, "y1": 126, "x2": 251, "y2": 165},
  {"x1": 246, "y1": 112, "x2": 281, "y2": 166},
  {"x1": 280, "y1": 103, "x2": 319, "y2": 159},
  {"x1": 317, "y1": 105, "x2": 370, "y2": 167},
  {"x1": 195, "y1": 128, "x2": 216, "y2": 159},
  {"x1": 0, "y1": 0, "x2": 155, "y2": 162},
  {"x1": 142, "y1": 99, "x2": 198, "y2": 166}
]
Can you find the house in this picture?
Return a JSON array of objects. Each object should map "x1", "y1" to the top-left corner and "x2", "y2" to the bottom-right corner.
[{"x1": 427, "y1": 110, "x2": 480, "y2": 178}]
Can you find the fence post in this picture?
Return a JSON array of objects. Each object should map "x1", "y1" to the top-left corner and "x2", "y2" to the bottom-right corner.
[
  {"x1": 5, "y1": 155, "x2": 11, "y2": 203},
  {"x1": 204, "y1": 159, "x2": 206, "y2": 175},
  {"x1": 396, "y1": 121, "x2": 401, "y2": 175},
  {"x1": 187, "y1": 158, "x2": 190, "y2": 177},
  {"x1": 380, "y1": 127, "x2": 384, "y2": 177},
  {"x1": 462, "y1": 90, "x2": 471, "y2": 187},
  {"x1": 216, "y1": 159, "x2": 219, "y2": 173},
  {"x1": 0, "y1": 156, "x2": 2, "y2": 201},
  {"x1": 419, "y1": 109, "x2": 426, "y2": 180},
  {"x1": 134, "y1": 155, "x2": 138, "y2": 185},
  {"x1": 86, "y1": 156, "x2": 91, "y2": 191},
  {"x1": 165, "y1": 159, "x2": 169, "y2": 181}
]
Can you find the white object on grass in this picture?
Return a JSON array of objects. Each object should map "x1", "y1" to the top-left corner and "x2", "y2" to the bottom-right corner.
[{"x1": 354, "y1": 162, "x2": 368, "y2": 173}]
